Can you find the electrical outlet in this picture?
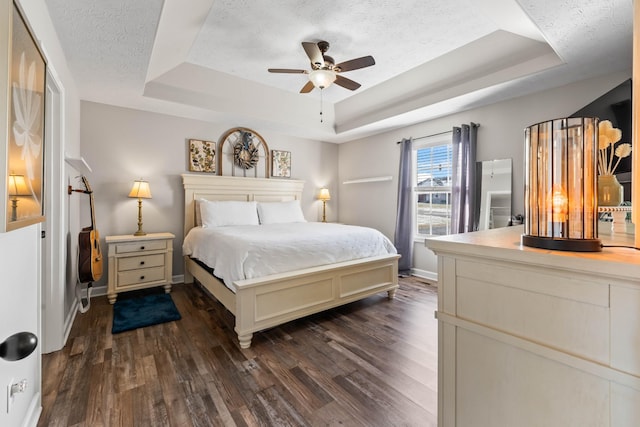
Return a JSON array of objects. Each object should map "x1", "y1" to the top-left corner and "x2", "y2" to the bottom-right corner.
[
  {"x1": 6, "y1": 379, "x2": 27, "y2": 414},
  {"x1": 6, "y1": 378, "x2": 13, "y2": 414}
]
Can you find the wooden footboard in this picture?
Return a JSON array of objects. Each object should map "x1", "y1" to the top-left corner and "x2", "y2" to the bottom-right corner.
[{"x1": 185, "y1": 254, "x2": 400, "y2": 348}]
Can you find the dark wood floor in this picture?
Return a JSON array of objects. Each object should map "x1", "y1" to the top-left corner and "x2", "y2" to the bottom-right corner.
[{"x1": 39, "y1": 277, "x2": 438, "y2": 426}]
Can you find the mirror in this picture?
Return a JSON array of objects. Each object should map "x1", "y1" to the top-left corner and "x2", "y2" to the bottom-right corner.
[{"x1": 477, "y1": 158, "x2": 512, "y2": 230}]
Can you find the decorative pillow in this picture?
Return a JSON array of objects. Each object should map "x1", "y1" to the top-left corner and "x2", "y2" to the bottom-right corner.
[
  {"x1": 257, "y1": 200, "x2": 306, "y2": 224},
  {"x1": 199, "y1": 200, "x2": 259, "y2": 227}
]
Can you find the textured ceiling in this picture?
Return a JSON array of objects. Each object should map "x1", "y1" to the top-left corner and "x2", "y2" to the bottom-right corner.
[
  {"x1": 44, "y1": 0, "x2": 632, "y2": 143},
  {"x1": 189, "y1": 0, "x2": 499, "y2": 102}
]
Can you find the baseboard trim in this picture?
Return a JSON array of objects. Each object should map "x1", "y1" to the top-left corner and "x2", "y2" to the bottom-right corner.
[
  {"x1": 61, "y1": 300, "x2": 77, "y2": 350},
  {"x1": 22, "y1": 392, "x2": 41, "y2": 427},
  {"x1": 411, "y1": 268, "x2": 437, "y2": 282},
  {"x1": 91, "y1": 284, "x2": 107, "y2": 297}
]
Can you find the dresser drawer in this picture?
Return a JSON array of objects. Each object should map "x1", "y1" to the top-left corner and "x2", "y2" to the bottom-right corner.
[
  {"x1": 117, "y1": 266, "x2": 166, "y2": 287},
  {"x1": 115, "y1": 240, "x2": 167, "y2": 254},
  {"x1": 118, "y1": 254, "x2": 165, "y2": 272},
  {"x1": 454, "y1": 259, "x2": 610, "y2": 363}
]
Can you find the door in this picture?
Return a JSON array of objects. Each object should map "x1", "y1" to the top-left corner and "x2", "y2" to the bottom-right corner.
[{"x1": 41, "y1": 67, "x2": 66, "y2": 353}]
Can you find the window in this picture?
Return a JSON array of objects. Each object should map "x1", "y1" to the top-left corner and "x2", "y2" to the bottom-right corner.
[{"x1": 414, "y1": 138, "x2": 452, "y2": 237}]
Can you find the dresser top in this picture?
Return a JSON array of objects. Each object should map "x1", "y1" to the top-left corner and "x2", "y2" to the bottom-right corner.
[{"x1": 425, "y1": 225, "x2": 640, "y2": 280}]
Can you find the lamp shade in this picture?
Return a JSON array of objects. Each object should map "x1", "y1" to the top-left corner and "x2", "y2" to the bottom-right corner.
[
  {"x1": 522, "y1": 117, "x2": 601, "y2": 252},
  {"x1": 309, "y1": 69, "x2": 336, "y2": 89},
  {"x1": 318, "y1": 188, "x2": 331, "y2": 201},
  {"x1": 8, "y1": 174, "x2": 29, "y2": 197},
  {"x1": 128, "y1": 180, "x2": 152, "y2": 199}
]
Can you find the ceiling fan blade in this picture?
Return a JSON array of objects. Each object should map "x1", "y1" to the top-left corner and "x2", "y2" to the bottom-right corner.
[
  {"x1": 268, "y1": 68, "x2": 307, "y2": 74},
  {"x1": 300, "y1": 81, "x2": 315, "y2": 93},
  {"x1": 302, "y1": 42, "x2": 324, "y2": 68},
  {"x1": 334, "y1": 75, "x2": 361, "y2": 91},
  {"x1": 335, "y1": 55, "x2": 375, "y2": 72}
]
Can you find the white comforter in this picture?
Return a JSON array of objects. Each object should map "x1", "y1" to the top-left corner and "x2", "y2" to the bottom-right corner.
[{"x1": 182, "y1": 222, "x2": 397, "y2": 291}]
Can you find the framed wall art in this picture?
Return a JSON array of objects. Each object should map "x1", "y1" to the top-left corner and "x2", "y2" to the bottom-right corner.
[
  {"x1": 272, "y1": 150, "x2": 291, "y2": 178},
  {"x1": 1, "y1": 2, "x2": 46, "y2": 232},
  {"x1": 188, "y1": 139, "x2": 216, "y2": 173}
]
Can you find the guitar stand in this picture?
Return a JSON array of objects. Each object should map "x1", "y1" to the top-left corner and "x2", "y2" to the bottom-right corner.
[
  {"x1": 76, "y1": 281, "x2": 93, "y2": 314},
  {"x1": 71, "y1": 175, "x2": 102, "y2": 314}
]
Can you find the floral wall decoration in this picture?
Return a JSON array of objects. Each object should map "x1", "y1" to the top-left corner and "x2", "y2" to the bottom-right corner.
[
  {"x1": 188, "y1": 139, "x2": 216, "y2": 173},
  {"x1": 5, "y1": 4, "x2": 46, "y2": 231},
  {"x1": 272, "y1": 150, "x2": 291, "y2": 178}
]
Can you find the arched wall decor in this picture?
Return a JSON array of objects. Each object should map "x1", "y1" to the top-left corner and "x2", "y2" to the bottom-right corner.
[{"x1": 218, "y1": 127, "x2": 270, "y2": 178}]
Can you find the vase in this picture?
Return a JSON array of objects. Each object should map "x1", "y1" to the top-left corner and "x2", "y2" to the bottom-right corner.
[{"x1": 597, "y1": 174, "x2": 624, "y2": 206}]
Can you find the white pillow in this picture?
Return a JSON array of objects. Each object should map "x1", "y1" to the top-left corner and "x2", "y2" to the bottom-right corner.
[
  {"x1": 199, "y1": 200, "x2": 260, "y2": 227},
  {"x1": 257, "y1": 200, "x2": 307, "y2": 224},
  {"x1": 195, "y1": 199, "x2": 203, "y2": 226}
]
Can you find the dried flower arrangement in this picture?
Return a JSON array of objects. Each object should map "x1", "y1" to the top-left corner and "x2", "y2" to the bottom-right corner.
[{"x1": 598, "y1": 120, "x2": 632, "y2": 175}]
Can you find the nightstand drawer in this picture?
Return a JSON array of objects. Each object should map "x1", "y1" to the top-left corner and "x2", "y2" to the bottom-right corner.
[
  {"x1": 115, "y1": 240, "x2": 167, "y2": 254},
  {"x1": 117, "y1": 266, "x2": 166, "y2": 287},
  {"x1": 118, "y1": 254, "x2": 165, "y2": 272}
]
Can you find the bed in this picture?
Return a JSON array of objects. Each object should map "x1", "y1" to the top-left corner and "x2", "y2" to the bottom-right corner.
[{"x1": 182, "y1": 174, "x2": 400, "y2": 348}]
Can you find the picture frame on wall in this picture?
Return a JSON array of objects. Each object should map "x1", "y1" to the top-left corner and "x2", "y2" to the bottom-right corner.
[
  {"x1": 3, "y1": 3, "x2": 46, "y2": 232},
  {"x1": 188, "y1": 139, "x2": 216, "y2": 173},
  {"x1": 272, "y1": 150, "x2": 291, "y2": 178}
]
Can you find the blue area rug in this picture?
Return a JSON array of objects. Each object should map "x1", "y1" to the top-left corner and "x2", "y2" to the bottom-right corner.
[{"x1": 112, "y1": 293, "x2": 181, "y2": 334}]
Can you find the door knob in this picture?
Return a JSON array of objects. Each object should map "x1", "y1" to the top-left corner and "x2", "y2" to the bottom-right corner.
[{"x1": 0, "y1": 332, "x2": 37, "y2": 361}]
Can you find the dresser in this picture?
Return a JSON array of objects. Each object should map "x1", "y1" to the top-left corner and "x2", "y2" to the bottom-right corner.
[
  {"x1": 425, "y1": 226, "x2": 640, "y2": 426},
  {"x1": 105, "y1": 232, "x2": 174, "y2": 304}
]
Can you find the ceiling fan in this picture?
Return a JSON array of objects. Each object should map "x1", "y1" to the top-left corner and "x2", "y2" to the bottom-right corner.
[{"x1": 268, "y1": 41, "x2": 375, "y2": 93}]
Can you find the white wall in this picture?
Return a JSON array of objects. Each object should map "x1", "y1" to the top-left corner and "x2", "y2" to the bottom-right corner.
[
  {"x1": 80, "y1": 101, "x2": 339, "y2": 291},
  {"x1": 338, "y1": 71, "x2": 631, "y2": 279},
  {"x1": 0, "y1": 0, "x2": 81, "y2": 425}
]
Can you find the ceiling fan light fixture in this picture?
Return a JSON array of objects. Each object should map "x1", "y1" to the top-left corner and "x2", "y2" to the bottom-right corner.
[{"x1": 308, "y1": 69, "x2": 336, "y2": 89}]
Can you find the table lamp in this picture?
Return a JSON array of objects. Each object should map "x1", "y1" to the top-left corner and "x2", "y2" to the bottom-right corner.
[
  {"x1": 8, "y1": 174, "x2": 30, "y2": 221},
  {"x1": 522, "y1": 117, "x2": 601, "y2": 251},
  {"x1": 318, "y1": 188, "x2": 331, "y2": 223},
  {"x1": 128, "y1": 179, "x2": 152, "y2": 236}
]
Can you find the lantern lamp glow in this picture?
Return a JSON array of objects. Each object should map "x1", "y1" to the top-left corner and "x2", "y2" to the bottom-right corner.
[{"x1": 522, "y1": 117, "x2": 602, "y2": 252}]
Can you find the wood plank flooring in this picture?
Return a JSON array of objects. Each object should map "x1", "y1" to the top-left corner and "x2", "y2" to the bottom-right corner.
[{"x1": 39, "y1": 277, "x2": 438, "y2": 426}]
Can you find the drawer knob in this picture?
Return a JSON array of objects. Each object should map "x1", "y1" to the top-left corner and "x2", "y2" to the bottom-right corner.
[
  {"x1": 140, "y1": 246, "x2": 145, "y2": 250},
  {"x1": 140, "y1": 276, "x2": 145, "y2": 280},
  {"x1": 140, "y1": 261, "x2": 145, "y2": 266}
]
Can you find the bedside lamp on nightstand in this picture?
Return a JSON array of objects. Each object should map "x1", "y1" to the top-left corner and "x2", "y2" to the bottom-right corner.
[
  {"x1": 128, "y1": 179, "x2": 152, "y2": 236},
  {"x1": 318, "y1": 188, "x2": 331, "y2": 223},
  {"x1": 8, "y1": 174, "x2": 30, "y2": 221}
]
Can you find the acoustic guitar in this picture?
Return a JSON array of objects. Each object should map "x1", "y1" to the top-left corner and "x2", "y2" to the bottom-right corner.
[{"x1": 77, "y1": 176, "x2": 103, "y2": 283}]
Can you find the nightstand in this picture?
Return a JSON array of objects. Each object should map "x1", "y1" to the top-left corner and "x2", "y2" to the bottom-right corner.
[{"x1": 105, "y1": 232, "x2": 174, "y2": 304}]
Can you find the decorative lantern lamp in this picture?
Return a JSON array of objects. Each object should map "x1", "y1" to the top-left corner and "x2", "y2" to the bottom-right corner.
[{"x1": 522, "y1": 117, "x2": 602, "y2": 252}]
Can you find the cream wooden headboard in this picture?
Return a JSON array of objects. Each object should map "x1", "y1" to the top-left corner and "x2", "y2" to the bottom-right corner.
[{"x1": 182, "y1": 174, "x2": 305, "y2": 236}]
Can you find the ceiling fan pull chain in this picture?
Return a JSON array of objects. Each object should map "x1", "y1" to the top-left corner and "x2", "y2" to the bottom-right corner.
[{"x1": 320, "y1": 88, "x2": 324, "y2": 123}]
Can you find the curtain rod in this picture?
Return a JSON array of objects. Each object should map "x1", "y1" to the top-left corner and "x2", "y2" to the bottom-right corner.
[{"x1": 396, "y1": 123, "x2": 480, "y2": 144}]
